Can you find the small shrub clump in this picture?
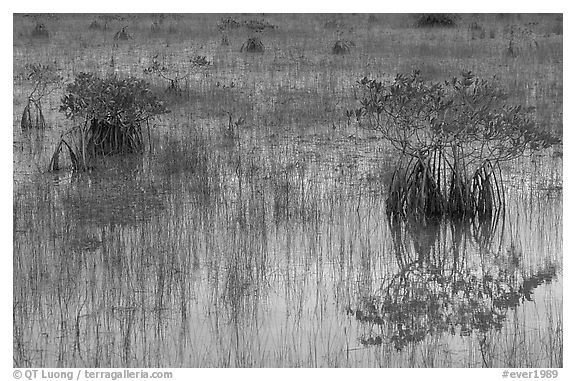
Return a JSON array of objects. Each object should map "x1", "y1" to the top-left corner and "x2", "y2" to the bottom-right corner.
[
  {"x1": 504, "y1": 25, "x2": 539, "y2": 58},
  {"x1": 469, "y1": 22, "x2": 486, "y2": 40},
  {"x1": 51, "y1": 73, "x2": 169, "y2": 171},
  {"x1": 143, "y1": 54, "x2": 211, "y2": 95},
  {"x1": 218, "y1": 17, "x2": 277, "y2": 32},
  {"x1": 221, "y1": 34, "x2": 230, "y2": 46},
  {"x1": 241, "y1": 37, "x2": 264, "y2": 53},
  {"x1": 113, "y1": 26, "x2": 132, "y2": 42},
  {"x1": 88, "y1": 20, "x2": 108, "y2": 30},
  {"x1": 332, "y1": 39, "x2": 355, "y2": 54},
  {"x1": 31, "y1": 23, "x2": 49, "y2": 38},
  {"x1": 150, "y1": 21, "x2": 161, "y2": 33},
  {"x1": 217, "y1": 17, "x2": 242, "y2": 31},
  {"x1": 243, "y1": 19, "x2": 277, "y2": 32},
  {"x1": 416, "y1": 14, "x2": 458, "y2": 28},
  {"x1": 150, "y1": 14, "x2": 165, "y2": 33},
  {"x1": 324, "y1": 17, "x2": 345, "y2": 30},
  {"x1": 21, "y1": 63, "x2": 61, "y2": 130}
]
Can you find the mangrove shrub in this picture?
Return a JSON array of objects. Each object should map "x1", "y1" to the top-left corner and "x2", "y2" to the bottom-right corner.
[
  {"x1": 21, "y1": 63, "x2": 61, "y2": 130},
  {"x1": 350, "y1": 70, "x2": 559, "y2": 220},
  {"x1": 51, "y1": 72, "x2": 169, "y2": 171}
]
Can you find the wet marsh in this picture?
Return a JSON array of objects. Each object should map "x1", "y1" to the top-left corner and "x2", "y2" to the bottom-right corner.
[{"x1": 13, "y1": 13, "x2": 562, "y2": 368}]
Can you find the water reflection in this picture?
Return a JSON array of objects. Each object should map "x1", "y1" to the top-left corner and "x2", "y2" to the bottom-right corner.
[
  {"x1": 347, "y1": 216, "x2": 559, "y2": 351},
  {"x1": 13, "y1": 131, "x2": 562, "y2": 367}
]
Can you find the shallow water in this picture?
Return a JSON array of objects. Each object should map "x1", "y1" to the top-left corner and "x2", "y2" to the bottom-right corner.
[
  {"x1": 13, "y1": 127, "x2": 562, "y2": 368},
  {"x1": 12, "y1": 12, "x2": 564, "y2": 369}
]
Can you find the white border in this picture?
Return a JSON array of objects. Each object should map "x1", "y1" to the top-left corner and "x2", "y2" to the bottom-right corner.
[{"x1": 4, "y1": 3, "x2": 572, "y2": 380}]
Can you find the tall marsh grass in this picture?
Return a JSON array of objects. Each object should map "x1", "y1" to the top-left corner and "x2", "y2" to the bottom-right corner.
[
  {"x1": 13, "y1": 134, "x2": 563, "y2": 367},
  {"x1": 13, "y1": 13, "x2": 562, "y2": 368}
]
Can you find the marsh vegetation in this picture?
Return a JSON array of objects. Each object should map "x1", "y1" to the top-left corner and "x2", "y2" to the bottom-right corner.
[{"x1": 13, "y1": 13, "x2": 562, "y2": 368}]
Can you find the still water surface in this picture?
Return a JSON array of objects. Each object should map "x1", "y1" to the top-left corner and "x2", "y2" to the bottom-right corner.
[{"x1": 13, "y1": 129, "x2": 562, "y2": 367}]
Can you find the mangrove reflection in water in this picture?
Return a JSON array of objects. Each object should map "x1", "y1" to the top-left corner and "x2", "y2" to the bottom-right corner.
[{"x1": 347, "y1": 216, "x2": 558, "y2": 356}]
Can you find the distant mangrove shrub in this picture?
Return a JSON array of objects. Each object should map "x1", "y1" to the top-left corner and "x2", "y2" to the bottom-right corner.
[
  {"x1": 217, "y1": 17, "x2": 242, "y2": 31},
  {"x1": 113, "y1": 26, "x2": 132, "y2": 42},
  {"x1": 415, "y1": 14, "x2": 458, "y2": 28},
  {"x1": 332, "y1": 39, "x2": 355, "y2": 54},
  {"x1": 243, "y1": 19, "x2": 277, "y2": 32},
  {"x1": 88, "y1": 19, "x2": 108, "y2": 30},
  {"x1": 217, "y1": 17, "x2": 277, "y2": 32},
  {"x1": 324, "y1": 16, "x2": 346, "y2": 30},
  {"x1": 51, "y1": 73, "x2": 169, "y2": 171},
  {"x1": 31, "y1": 22, "x2": 49, "y2": 38},
  {"x1": 143, "y1": 54, "x2": 211, "y2": 95},
  {"x1": 150, "y1": 15, "x2": 164, "y2": 33},
  {"x1": 241, "y1": 37, "x2": 264, "y2": 53},
  {"x1": 349, "y1": 70, "x2": 559, "y2": 220},
  {"x1": 220, "y1": 34, "x2": 230, "y2": 46},
  {"x1": 21, "y1": 63, "x2": 61, "y2": 130},
  {"x1": 468, "y1": 21, "x2": 486, "y2": 40},
  {"x1": 504, "y1": 25, "x2": 539, "y2": 58}
]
